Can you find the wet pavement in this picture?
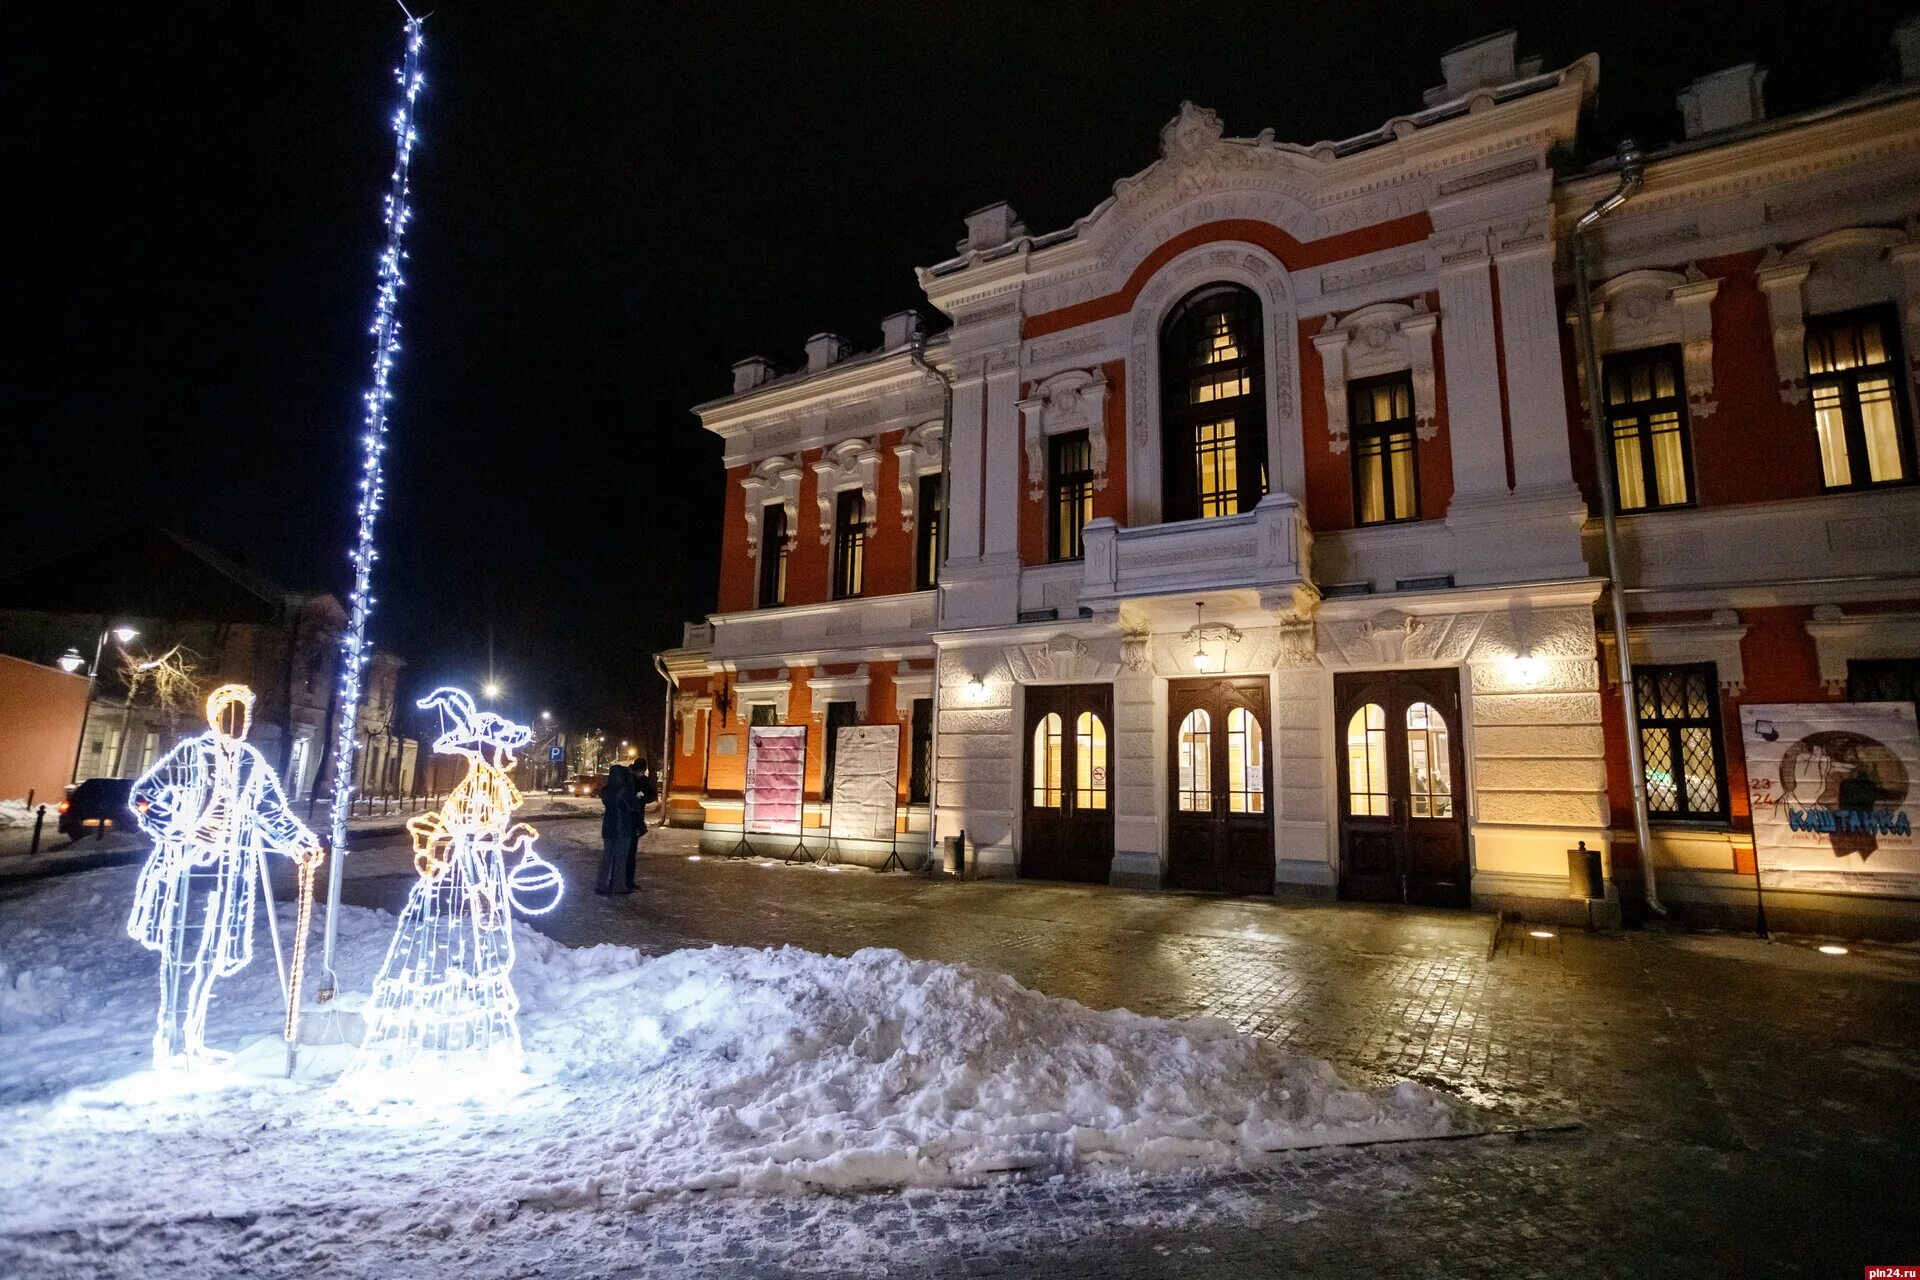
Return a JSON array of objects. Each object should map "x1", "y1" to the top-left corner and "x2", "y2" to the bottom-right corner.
[{"x1": 308, "y1": 822, "x2": 1920, "y2": 1276}]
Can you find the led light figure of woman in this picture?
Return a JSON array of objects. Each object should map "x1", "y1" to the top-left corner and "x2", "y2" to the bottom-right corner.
[
  {"x1": 344, "y1": 687, "x2": 562, "y2": 1089},
  {"x1": 128, "y1": 684, "x2": 322, "y2": 1071}
]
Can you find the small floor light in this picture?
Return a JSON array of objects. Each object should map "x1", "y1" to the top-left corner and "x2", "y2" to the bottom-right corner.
[
  {"x1": 1818, "y1": 944, "x2": 1848, "y2": 956},
  {"x1": 1529, "y1": 929, "x2": 1555, "y2": 939}
]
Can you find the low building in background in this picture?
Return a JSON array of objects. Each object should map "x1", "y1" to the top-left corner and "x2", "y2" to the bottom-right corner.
[{"x1": 661, "y1": 24, "x2": 1913, "y2": 935}]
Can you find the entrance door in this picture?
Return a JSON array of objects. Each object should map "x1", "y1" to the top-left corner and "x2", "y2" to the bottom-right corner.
[
  {"x1": 1334, "y1": 669, "x2": 1470, "y2": 907},
  {"x1": 1167, "y1": 677, "x2": 1274, "y2": 895},
  {"x1": 1021, "y1": 684, "x2": 1114, "y2": 883}
]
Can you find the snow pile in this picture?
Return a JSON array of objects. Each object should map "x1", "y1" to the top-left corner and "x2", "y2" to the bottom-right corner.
[
  {"x1": 0, "y1": 865, "x2": 1456, "y2": 1251},
  {"x1": 0, "y1": 799, "x2": 45, "y2": 830}
]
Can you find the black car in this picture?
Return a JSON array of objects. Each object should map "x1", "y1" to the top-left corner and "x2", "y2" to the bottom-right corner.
[{"x1": 58, "y1": 777, "x2": 141, "y2": 841}]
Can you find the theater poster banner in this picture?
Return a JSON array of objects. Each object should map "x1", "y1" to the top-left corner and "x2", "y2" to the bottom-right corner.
[
  {"x1": 828, "y1": 724, "x2": 900, "y2": 844},
  {"x1": 744, "y1": 725, "x2": 807, "y2": 836},
  {"x1": 1740, "y1": 702, "x2": 1920, "y2": 897}
]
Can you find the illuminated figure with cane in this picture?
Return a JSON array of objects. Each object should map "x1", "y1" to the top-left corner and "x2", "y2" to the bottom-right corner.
[
  {"x1": 128, "y1": 684, "x2": 322, "y2": 1071},
  {"x1": 343, "y1": 688, "x2": 562, "y2": 1093}
]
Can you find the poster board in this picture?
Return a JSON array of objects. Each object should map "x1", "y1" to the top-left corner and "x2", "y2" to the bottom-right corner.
[
  {"x1": 1740, "y1": 702, "x2": 1920, "y2": 897},
  {"x1": 828, "y1": 724, "x2": 901, "y2": 843},
  {"x1": 744, "y1": 725, "x2": 807, "y2": 836}
]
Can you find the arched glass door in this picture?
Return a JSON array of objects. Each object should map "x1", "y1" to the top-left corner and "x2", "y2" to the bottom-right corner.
[
  {"x1": 1333, "y1": 670, "x2": 1469, "y2": 907},
  {"x1": 1166, "y1": 677, "x2": 1274, "y2": 895},
  {"x1": 1021, "y1": 685, "x2": 1114, "y2": 883}
]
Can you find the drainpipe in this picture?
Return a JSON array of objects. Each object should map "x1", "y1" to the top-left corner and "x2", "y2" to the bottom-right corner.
[
  {"x1": 653, "y1": 651, "x2": 675, "y2": 814},
  {"x1": 907, "y1": 329, "x2": 954, "y2": 861},
  {"x1": 1571, "y1": 139, "x2": 1665, "y2": 916}
]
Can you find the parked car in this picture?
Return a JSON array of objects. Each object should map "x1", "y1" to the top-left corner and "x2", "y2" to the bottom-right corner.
[
  {"x1": 564, "y1": 773, "x2": 606, "y2": 798},
  {"x1": 58, "y1": 778, "x2": 142, "y2": 841}
]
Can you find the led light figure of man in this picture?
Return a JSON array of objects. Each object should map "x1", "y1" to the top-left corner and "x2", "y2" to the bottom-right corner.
[
  {"x1": 344, "y1": 687, "x2": 562, "y2": 1090},
  {"x1": 128, "y1": 684, "x2": 322, "y2": 1070}
]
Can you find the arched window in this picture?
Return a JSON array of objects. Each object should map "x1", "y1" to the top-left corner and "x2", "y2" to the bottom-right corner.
[
  {"x1": 1160, "y1": 284, "x2": 1268, "y2": 522},
  {"x1": 1346, "y1": 704, "x2": 1388, "y2": 816},
  {"x1": 1176, "y1": 709, "x2": 1212, "y2": 811},
  {"x1": 1031, "y1": 712, "x2": 1063, "y2": 808},
  {"x1": 1226, "y1": 706, "x2": 1264, "y2": 813},
  {"x1": 1074, "y1": 712, "x2": 1108, "y2": 810},
  {"x1": 1406, "y1": 702, "x2": 1453, "y2": 818}
]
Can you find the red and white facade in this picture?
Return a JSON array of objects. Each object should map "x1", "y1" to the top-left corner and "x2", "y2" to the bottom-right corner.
[{"x1": 660, "y1": 28, "x2": 1920, "y2": 932}]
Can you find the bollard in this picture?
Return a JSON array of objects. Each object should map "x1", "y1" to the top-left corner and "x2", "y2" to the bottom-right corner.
[{"x1": 29, "y1": 804, "x2": 46, "y2": 857}]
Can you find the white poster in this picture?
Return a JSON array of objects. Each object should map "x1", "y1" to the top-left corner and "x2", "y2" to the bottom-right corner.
[
  {"x1": 828, "y1": 724, "x2": 901, "y2": 844},
  {"x1": 744, "y1": 725, "x2": 808, "y2": 836},
  {"x1": 1741, "y1": 702, "x2": 1920, "y2": 897}
]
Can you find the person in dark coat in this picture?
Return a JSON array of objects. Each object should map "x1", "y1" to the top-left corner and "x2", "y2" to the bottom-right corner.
[
  {"x1": 596, "y1": 763, "x2": 638, "y2": 895},
  {"x1": 625, "y1": 759, "x2": 658, "y2": 890}
]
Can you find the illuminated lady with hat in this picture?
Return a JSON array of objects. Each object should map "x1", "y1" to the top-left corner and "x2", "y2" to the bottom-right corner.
[{"x1": 342, "y1": 687, "x2": 562, "y2": 1092}]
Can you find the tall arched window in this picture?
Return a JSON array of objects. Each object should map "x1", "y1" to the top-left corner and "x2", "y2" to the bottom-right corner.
[
  {"x1": 1346, "y1": 704, "x2": 1388, "y2": 816},
  {"x1": 1161, "y1": 284, "x2": 1268, "y2": 522},
  {"x1": 1176, "y1": 709, "x2": 1212, "y2": 811},
  {"x1": 1074, "y1": 712, "x2": 1108, "y2": 810},
  {"x1": 1031, "y1": 712, "x2": 1063, "y2": 808}
]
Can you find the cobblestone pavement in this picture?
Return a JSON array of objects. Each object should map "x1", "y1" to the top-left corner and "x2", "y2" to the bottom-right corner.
[{"x1": 317, "y1": 823, "x2": 1920, "y2": 1277}]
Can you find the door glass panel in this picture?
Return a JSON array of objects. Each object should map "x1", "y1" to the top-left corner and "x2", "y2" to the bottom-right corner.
[
  {"x1": 1031, "y1": 712, "x2": 1062, "y2": 808},
  {"x1": 1226, "y1": 706, "x2": 1265, "y2": 813},
  {"x1": 1346, "y1": 704, "x2": 1388, "y2": 817},
  {"x1": 1177, "y1": 709, "x2": 1212, "y2": 811},
  {"x1": 1074, "y1": 712, "x2": 1108, "y2": 810},
  {"x1": 1406, "y1": 702, "x2": 1453, "y2": 818}
]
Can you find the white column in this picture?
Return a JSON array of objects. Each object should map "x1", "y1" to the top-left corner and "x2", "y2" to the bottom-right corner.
[
  {"x1": 1495, "y1": 244, "x2": 1576, "y2": 491},
  {"x1": 1434, "y1": 252, "x2": 1510, "y2": 497},
  {"x1": 982, "y1": 363, "x2": 1021, "y2": 559},
  {"x1": 945, "y1": 374, "x2": 986, "y2": 563}
]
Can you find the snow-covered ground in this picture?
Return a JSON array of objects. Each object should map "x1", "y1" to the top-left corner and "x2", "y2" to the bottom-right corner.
[{"x1": 0, "y1": 865, "x2": 1457, "y2": 1274}]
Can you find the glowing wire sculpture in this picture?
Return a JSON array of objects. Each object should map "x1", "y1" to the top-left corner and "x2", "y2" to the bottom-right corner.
[
  {"x1": 321, "y1": 14, "x2": 427, "y2": 994},
  {"x1": 341, "y1": 689, "x2": 563, "y2": 1096},
  {"x1": 128, "y1": 685, "x2": 322, "y2": 1071}
]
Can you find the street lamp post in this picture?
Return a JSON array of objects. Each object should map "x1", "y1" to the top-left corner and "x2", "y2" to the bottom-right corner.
[{"x1": 67, "y1": 624, "x2": 138, "y2": 784}]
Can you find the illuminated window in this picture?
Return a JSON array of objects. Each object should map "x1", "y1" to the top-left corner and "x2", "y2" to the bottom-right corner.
[
  {"x1": 1074, "y1": 711, "x2": 1108, "y2": 810},
  {"x1": 1031, "y1": 712, "x2": 1063, "y2": 808},
  {"x1": 1176, "y1": 709, "x2": 1212, "y2": 811},
  {"x1": 1633, "y1": 664, "x2": 1727, "y2": 823},
  {"x1": 915, "y1": 474, "x2": 941, "y2": 591},
  {"x1": 758, "y1": 502, "x2": 789, "y2": 608},
  {"x1": 1346, "y1": 704, "x2": 1388, "y2": 817},
  {"x1": 1048, "y1": 430, "x2": 1095, "y2": 562},
  {"x1": 1161, "y1": 285, "x2": 1268, "y2": 522},
  {"x1": 831, "y1": 489, "x2": 865, "y2": 600},
  {"x1": 1806, "y1": 307, "x2": 1913, "y2": 490},
  {"x1": 1601, "y1": 347, "x2": 1692, "y2": 512},
  {"x1": 1350, "y1": 373, "x2": 1419, "y2": 525},
  {"x1": 1226, "y1": 706, "x2": 1264, "y2": 814},
  {"x1": 1405, "y1": 702, "x2": 1452, "y2": 818}
]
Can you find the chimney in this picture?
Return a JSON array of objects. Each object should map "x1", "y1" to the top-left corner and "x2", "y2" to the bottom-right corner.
[
  {"x1": 1896, "y1": 16, "x2": 1920, "y2": 81},
  {"x1": 804, "y1": 333, "x2": 853, "y2": 373},
  {"x1": 731, "y1": 356, "x2": 776, "y2": 394},
  {"x1": 1425, "y1": 30, "x2": 1519, "y2": 105},
  {"x1": 1677, "y1": 63, "x2": 1767, "y2": 139},
  {"x1": 962, "y1": 201, "x2": 1023, "y2": 253},
  {"x1": 880, "y1": 309, "x2": 922, "y2": 351}
]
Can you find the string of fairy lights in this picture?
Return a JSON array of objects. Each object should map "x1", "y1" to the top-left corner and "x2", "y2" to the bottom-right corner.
[{"x1": 322, "y1": 16, "x2": 426, "y2": 989}]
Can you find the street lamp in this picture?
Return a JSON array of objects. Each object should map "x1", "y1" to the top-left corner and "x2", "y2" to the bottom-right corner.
[
  {"x1": 483, "y1": 681, "x2": 502, "y2": 700},
  {"x1": 68, "y1": 624, "x2": 139, "y2": 783},
  {"x1": 57, "y1": 648, "x2": 84, "y2": 674}
]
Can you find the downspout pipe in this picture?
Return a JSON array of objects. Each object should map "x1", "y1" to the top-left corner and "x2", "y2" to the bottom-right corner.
[
  {"x1": 907, "y1": 327, "x2": 954, "y2": 863},
  {"x1": 1571, "y1": 138, "x2": 1665, "y2": 916},
  {"x1": 653, "y1": 651, "x2": 675, "y2": 815}
]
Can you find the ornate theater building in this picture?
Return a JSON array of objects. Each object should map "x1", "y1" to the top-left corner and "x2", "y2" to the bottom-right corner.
[{"x1": 659, "y1": 27, "x2": 1920, "y2": 933}]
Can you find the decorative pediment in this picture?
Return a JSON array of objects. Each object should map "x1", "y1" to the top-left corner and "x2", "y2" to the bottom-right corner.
[
  {"x1": 733, "y1": 672, "x2": 792, "y2": 721},
  {"x1": 807, "y1": 664, "x2": 870, "y2": 718},
  {"x1": 1313, "y1": 299, "x2": 1440, "y2": 453},
  {"x1": 1566, "y1": 268, "x2": 1720, "y2": 421},
  {"x1": 812, "y1": 437, "x2": 880, "y2": 545},
  {"x1": 740, "y1": 455, "x2": 802, "y2": 556},
  {"x1": 1002, "y1": 634, "x2": 1120, "y2": 683},
  {"x1": 1759, "y1": 228, "x2": 1917, "y2": 406},
  {"x1": 1018, "y1": 369, "x2": 1110, "y2": 499},
  {"x1": 893, "y1": 420, "x2": 944, "y2": 533}
]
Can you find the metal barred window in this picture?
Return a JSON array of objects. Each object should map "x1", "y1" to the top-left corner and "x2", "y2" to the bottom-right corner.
[{"x1": 1633, "y1": 664, "x2": 1728, "y2": 823}]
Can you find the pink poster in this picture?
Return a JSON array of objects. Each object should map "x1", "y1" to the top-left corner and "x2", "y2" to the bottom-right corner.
[{"x1": 744, "y1": 725, "x2": 808, "y2": 836}]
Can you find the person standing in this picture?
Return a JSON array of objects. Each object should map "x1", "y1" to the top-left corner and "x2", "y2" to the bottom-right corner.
[
  {"x1": 627, "y1": 759, "x2": 658, "y2": 888},
  {"x1": 597, "y1": 762, "x2": 638, "y2": 895}
]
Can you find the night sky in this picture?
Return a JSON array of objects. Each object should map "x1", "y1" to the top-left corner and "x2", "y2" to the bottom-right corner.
[{"x1": 4, "y1": 1, "x2": 1910, "y2": 748}]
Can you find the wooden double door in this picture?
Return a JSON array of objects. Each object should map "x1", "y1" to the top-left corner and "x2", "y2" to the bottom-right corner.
[
  {"x1": 1020, "y1": 683, "x2": 1114, "y2": 883},
  {"x1": 1167, "y1": 677, "x2": 1274, "y2": 895},
  {"x1": 1334, "y1": 669, "x2": 1471, "y2": 908}
]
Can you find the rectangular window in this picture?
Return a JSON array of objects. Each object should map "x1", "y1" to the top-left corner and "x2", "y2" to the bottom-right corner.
[
  {"x1": 908, "y1": 696, "x2": 933, "y2": 805},
  {"x1": 749, "y1": 703, "x2": 778, "y2": 728},
  {"x1": 1350, "y1": 373, "x2": 1419, "y2": 526},
  {"x1": 1634, "y1": 664, "x2": 1728, "y2": 824},
  {"x1": 757, "y1": 502, "x2": 789, "y2": 608},
  {"x1": 831, "y1": 489, "x2": 865, "y2": 600},
  {"x1": 1048, "y1": 430, "x2": 1095, "y2": 561},
  {"x1": 1603, "y1": 346, "x2": 1692, "y2": 511},
  {"x1": 1193, "y1": 419, "x2": 1240, "y2": 518},
  {"x1": 1847, "y1": 658, "x2": 1920, "y2": 714},
  {"x1": 822, "y1": 700, "x2": 857, "y2": 802},
  {"x1": 915, "y1": 473, "x2": 941, "y2": 591},
  {"x1": 1806, "y1": 306, "x2": 1913, "y2": 490}
]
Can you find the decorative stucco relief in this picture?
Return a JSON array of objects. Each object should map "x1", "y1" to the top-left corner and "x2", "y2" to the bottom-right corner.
[
  {"x1": 1002, "y1": 634, "x2": 1122, "y2": 684},
  {"x1": 893, "y1": 420, "x2": 944, "y2": 533},
  {"x1": 1018, "y1": 369, "x2": 1110, "y2": 499},
  {"x1": 739, "y1": 455, "x2": 802, "y2": 556},
  {"x1": 811, "y1": 437, "x2": 880, "y2": 544}
]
